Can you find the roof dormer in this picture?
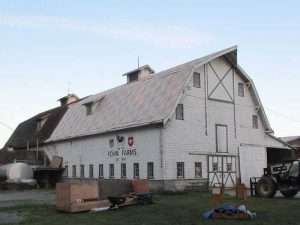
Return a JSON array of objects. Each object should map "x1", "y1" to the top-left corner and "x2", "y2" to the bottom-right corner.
[
  {"x1": 58, "y1": 94, "x2": 79, "y2": 106},
  {"x1": 123, "y1": 65, "x2": 155, "y2": 84}
]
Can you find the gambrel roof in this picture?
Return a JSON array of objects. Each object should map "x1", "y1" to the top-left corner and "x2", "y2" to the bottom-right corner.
[
  {"x1": 47, "y1": 46, "x2": 273, "y2": 143},
  {"x1": 5, "y1": 106, "x2": 67, "y2": 149}
]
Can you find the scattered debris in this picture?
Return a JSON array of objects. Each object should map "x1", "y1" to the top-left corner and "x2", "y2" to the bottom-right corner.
[
  {"x1": 203, "y1": 203, "x2": 256, "y2": 220},
  {"x1": 57, "y1": 180, "x2": 153, "y2": 213},
  {"x1": 90, "y1": 206, "x2": 110, "y2": 213}
]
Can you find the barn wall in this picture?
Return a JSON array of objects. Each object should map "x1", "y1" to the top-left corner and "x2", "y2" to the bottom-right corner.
[
  {"x1": 44, "y1": 127, "x2": 163, "y2": 180},
  {"x1": 162, "y1": 57, "x2": 280, "y2": 181}
]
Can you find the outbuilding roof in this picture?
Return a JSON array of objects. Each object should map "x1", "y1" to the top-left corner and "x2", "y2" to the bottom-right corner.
[
  {"x1": 5, "y1": 106, "x2": 67, "y2": 149},
  {"x1": 47, "y1": 46, "x2": 273, "y2": 143},
  {"x1": 281, "y1": 136, "x2": 300, "y2": 143}
]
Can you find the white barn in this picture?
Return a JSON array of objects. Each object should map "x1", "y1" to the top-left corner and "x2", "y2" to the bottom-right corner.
[{"x1": 6, "y1": 46, "x2": 292, "y2": 191}]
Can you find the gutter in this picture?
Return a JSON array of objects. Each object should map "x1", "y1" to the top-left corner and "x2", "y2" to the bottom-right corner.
[{"x1": 266, "y1": 133, "x2": 296, "y2": 150}]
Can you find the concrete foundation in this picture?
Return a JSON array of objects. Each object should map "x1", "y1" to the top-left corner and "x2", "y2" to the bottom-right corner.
[{"x1": 63, "y1": 178, "x2": 209, "y2": 194}]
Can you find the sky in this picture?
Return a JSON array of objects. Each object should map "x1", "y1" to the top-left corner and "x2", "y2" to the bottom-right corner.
[{"x1": 0, "y1": 0, "x2": 300, "y2": 147}]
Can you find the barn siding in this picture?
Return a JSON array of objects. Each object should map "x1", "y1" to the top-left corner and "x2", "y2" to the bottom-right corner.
[
  {"x1": 44, "y1": 127, "x2": 162, "y2": 180},
  {"x1": 43, "y1": 55, "x2": 288, "y2": 190},
  {"x1": 162, "y1": 57, "x2": 281, "y2": 181}
]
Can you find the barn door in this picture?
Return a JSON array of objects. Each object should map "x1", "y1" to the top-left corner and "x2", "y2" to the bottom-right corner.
[
  {"x1": 239, "y1": 146, "x2": 267, "y2": 187},
  {"x1": 216, "y1": 125, "x2": 228, "y2": 153},
  {"x1": 208, "y1": 155, "x2": 237, "y2": 188}
]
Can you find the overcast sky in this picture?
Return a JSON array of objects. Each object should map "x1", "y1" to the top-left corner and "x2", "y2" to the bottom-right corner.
[{"x1": 0, "y1": 0, "x2": 300, "y2": 147}]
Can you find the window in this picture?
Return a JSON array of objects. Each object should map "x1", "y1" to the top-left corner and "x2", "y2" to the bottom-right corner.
[
  {"x1": 133, "y1": 163, "x2": 139, "y2": 179},
  {"x1": 252, "y1": 115, "x2": 258, "y2": 129},
  {"x1": 226, "y1": 163, "x2": 232, "y2": 172},
  {"x1": 72, "y1": 165, "x2": 76, "y2": 178},
  {"x1": 289, "y1": 161, "x2": 299, "y2": 177},
  {"x1": 37, "y1": 117, "x2": 47, "y2": 131},
  {"x1": 177, "y1": 162, "x2": 184, "y2": 178},
  {"x1": 147, "y1": 162, "x2": 154, "y2": 179},
  {"x1": 193, "y1": 72, "x2": 201, "y2": 88},
  {"x1": 175, "y1": 104, "x2": 184, "y2": 120},
  {"x1": 89, "y1": 164, "x2": 94, "y2": 178},
  {"x1": 63, "y1": 165, "x2": 69, "y2": 177},
  {"x1": 80, "y1": 164, "x2": 85, "y2": 178},
  {"x1": 195, "y1": 162, "x2": 202, "y2": 178},
  {"x1": 109, "y1": 139, "x2": 114, "y2": 148},
  {"x1": 109, "y1": 164, "x2": 114, "y2": 178},
  {"x1": 213, "y1": 162, "x2": 218, "y2": 172},
  {"x1": 99, "y1": 164, "x2": 104, "y2": 178},
  {"x1": 121, "y1": 163, "x2": 126, "y2": 178},
  {"x1": 216, "y1": 125, "x2": 228, "y2": 153},
  {"x1": 238, "y1": 82, "x2": 244, "y2": 97},
  {"x1": 84, "y1": 102, "x2": 94, "y2": 116},
  {"x1": 128, "y1": 72, "x2": 139, "y2": 83}
]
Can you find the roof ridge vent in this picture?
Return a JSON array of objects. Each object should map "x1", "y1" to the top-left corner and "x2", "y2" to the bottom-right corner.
[
  {"x1": 58, "y1": 94, "x2": 79, "y2": 106},
  {"x1": 123, "y1": 65, "x2": 155, "y2": 84}
]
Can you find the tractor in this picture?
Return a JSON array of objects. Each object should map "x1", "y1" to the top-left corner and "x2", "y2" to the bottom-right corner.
[{"x1": 256, "y1": 160, "x2": 300, "y2": 198}]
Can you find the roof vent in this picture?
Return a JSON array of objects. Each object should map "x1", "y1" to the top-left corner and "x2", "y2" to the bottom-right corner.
[
  {"x1": 58, "y1": 94, "x2": 79, "y2": 106},
  {"x1": 123, "y1": 65, "x2": 155, "y2": 84}
]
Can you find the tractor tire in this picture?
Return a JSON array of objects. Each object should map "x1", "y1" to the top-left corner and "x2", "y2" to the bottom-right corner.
[
  {"x1": 280, "y1": 190, "x2": 298, "y2": 198},
  {"x1": 256, "y1": 176, "x2": 276, "y2": 198}
]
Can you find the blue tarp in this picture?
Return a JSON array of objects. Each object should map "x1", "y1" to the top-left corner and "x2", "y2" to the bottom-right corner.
[{"x1": 202, "y1": 204, "x2": 256, "y2": 220}]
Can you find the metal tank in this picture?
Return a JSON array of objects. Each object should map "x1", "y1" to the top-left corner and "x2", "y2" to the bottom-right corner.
[{"x1": 0, "y1": 162, "x2": 33, "y2": 182}]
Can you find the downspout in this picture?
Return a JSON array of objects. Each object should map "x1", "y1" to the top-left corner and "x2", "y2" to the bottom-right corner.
[
  {"x1": 36, "y1": 138, "x2": 39, "y2": 161},
  {"x1": 159, "y1": 127, "x2": 164, "y2": 180}
]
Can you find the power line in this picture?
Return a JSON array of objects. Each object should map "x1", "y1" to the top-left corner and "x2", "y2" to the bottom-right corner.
[
  {"x1": 265, "y1": 107, "x2": 300, "y2": 124},
  {"x1": 0, "y1": 121, "x2": 13, "y2": 131}
]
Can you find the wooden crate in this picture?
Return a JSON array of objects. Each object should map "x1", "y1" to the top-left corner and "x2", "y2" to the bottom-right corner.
[{"x1": 56, "y1": 182, "x2": 110, "y2": 213}]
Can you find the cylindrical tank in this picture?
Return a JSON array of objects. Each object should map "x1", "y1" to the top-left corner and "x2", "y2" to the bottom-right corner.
[{"x1": 0, "y1": 163, "x2": 33, "y2": 181}]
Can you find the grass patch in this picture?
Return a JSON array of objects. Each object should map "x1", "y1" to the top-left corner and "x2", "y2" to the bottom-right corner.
[{"x1": 1, "y1": 192, "x2": 300, "y2": 225}]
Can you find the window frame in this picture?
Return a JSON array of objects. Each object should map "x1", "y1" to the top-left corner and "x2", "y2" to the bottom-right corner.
[
  {"x1": 176, "y1": 162, "x2": 185, "y2": 178},
  {"x1": 89, "y1": 164, "x2": 94, "y2": 178},
  {"x1": 252, "y1": 115, "x2": 259, "y2": 129},
  {"x1": 147, "y1": 162, "x2": 154, "y2": 179},
  {"x1": 128, "y1": 72, "x2": 139, "y2": 83},
  {"x1": 63, "y1": 165, "x2": 69, "y2": 177},
  {"x1": 109, "y1": 164, "x2": 114, "y2": 178},
  {"x1": 85, "y1": 102, "x2": 94, "y2": 116},
  {"x1": 72, "y1": 165, "x2": 77, "y2": 178},
  {"x1": 226, "y1": 163, "x2": 232, "y2": 172},
  {"x1": 133, "y1": 163, "x2": 139, "y2": 179},
  {"x1": 98, "y1": 164, "x2": 104, "y2": 178},
  {"x1": 121, "y1": 163, "x2": 127, "y2": 178},
  {"x1": 80, "y1": 164, "x2": 85, "y2": 178},
  {"x1": 175, "y1": 104, "x2": 184, "y2": 120},
  {"x1": 212, "y1": 162, "x2": 218, "y2": 172},
  {"x1": 194, "y1": 162, "x2": 202, "y2": 178},
  {"x1": 238, "y1": 82, "x2": 245, "y2": 97},
  {"x1": 193, "y1": 72, "x2": 201, "y2": 88},
  {"x1": 215, "y1": 124, "x2": 229, "y2": 153}
]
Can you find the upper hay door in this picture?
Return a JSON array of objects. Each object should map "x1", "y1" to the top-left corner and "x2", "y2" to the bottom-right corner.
[{"x1": 207, "y1": 58, "x2": 234, "y2": 103}]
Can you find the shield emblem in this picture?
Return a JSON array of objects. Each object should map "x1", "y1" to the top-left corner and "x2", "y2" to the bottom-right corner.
[{"x1": 128, "y1": 137, "x2": 134, "y2": 147}]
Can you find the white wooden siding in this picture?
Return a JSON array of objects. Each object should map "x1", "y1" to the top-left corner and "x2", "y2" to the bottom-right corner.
[{"x1": 44, "y1": 127, "x2": 162, "y2": 180}]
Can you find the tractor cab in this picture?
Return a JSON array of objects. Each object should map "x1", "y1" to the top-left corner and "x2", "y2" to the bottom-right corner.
[{"x1": 257, "y1": 160, "x2": 300, "y2": 198}]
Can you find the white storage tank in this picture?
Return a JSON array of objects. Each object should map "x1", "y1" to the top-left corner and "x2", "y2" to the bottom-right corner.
[{"x1": 0, "y1": 163, "x2": 33, "y2": 182}]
